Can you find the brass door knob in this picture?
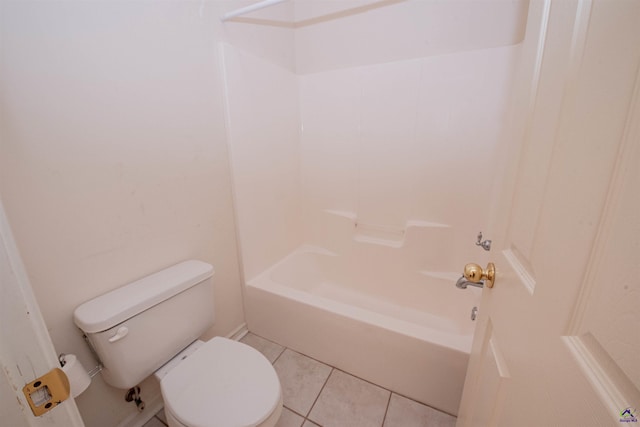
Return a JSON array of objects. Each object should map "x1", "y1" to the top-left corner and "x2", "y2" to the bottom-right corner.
[{"x1": 464, "y1": 262, "x2": 495, "y2": 288}]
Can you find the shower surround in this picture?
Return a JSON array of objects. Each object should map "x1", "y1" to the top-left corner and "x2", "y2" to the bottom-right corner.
[{"x1": 220, "y1": 0, "x2": 527, "y2": 416}]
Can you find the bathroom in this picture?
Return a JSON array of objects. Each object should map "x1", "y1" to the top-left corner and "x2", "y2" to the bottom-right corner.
[
  {"x1": 0, "y1": 0, "x2": 523, "y2": 424},
  {"x1": 3, "y1": 0, "x2": 638, "y2": 426}
]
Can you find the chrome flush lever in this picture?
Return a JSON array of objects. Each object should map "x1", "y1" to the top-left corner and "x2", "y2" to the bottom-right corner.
[{"x1": 476, "y1": 231, "x2": 492, "y2": 251}]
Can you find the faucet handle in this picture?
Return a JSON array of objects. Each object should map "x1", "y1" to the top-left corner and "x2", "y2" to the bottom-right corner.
[
  {"x1": 475, "y1": 231, "x2": 492, "y2": 251},
  {"x1": 464, "y1": 263, "x2": 496, "y2": 288}
]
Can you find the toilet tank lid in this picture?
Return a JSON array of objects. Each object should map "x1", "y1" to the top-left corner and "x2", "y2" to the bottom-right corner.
[{"x1": 73, "y1": 260, "x2": 214, "y2": 333}]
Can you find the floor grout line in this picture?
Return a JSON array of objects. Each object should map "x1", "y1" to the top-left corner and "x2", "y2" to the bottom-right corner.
[
  {"x1": 240, "y1": 332, "x2": 457, "y2": 426},
  {"x1": 271, "y1": 346, "x2": 286, "y2": 365},
  {"x1": 148, "y1": 332, "x2": 454, "y2": 427},
  {"x1": 154, "y1": 414, "x2": 168, "y2": 426},
  {"x1": 380, "y1": 391, "x2": 392, "y2": 427},
  {"x1": 305, "y1": 367, "x2": 334, "y2": 420},
  {"x1": 283, "y1": 404, "x2": 306, "y2": 419},
  {"x1": 249, "y1": 331, "x2": 391, "y2": 395},
  {"x1": 331, "y1": 366, "x2": 390, "y2": 393},
  {"x1": 278, "y1": 346, "x2": 333, "y2": 371}
]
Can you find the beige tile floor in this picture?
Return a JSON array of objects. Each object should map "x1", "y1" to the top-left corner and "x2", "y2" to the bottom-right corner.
[{"x1": 144, "y1": 332, "x2": 456, "y2": 427}]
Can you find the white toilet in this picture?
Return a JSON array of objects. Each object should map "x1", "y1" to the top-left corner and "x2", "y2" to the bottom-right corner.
[{"x1": 73, "y1": 260, "x2": 282, "y2": 427}]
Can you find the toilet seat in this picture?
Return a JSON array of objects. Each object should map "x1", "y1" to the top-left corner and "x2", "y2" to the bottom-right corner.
[{"x1": 160, "y1": 337, "x2": 282, "y2": 427}]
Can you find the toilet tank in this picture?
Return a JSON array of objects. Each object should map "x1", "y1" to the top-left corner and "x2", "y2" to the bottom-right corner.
[{"x1": 73, "y1": 260, "x2": 215, "y2": 389}]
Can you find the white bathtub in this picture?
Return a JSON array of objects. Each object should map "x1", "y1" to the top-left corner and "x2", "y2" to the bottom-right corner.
[{"x1": 244, "y1": 244, "x2": 481, "y2": 416}]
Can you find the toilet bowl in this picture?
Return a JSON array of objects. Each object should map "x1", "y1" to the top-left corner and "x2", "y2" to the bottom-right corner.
[{"x1": 156, "y1": 338, "x2": 282, "y2": 427}]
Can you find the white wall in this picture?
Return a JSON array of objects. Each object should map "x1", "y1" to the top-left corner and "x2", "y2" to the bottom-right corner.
[
  {"x1": 294, "y1": 0, "x2": 528, "y2": 74},
  {"x1": 220, "y1": 0, "x2": 296, "y2": 71},
  {"x1": 222, "y1": 44, "x2": 302, "y2": 280},
  {"x1": 295, "y1": 0, "x2": 527, "y2": 249},
  {"x1": 220, "y1": 1, "x2": 302, "y2": 281},
  {"x1": 299, "y1": 46, "x2": 519, "y2": 269},
  {"x1": 224, "y1": 0, "x2": 526, "y2": 279},
  {"x1": 0, "y1": 2, "x2": 244, "y2": 426},
  {"x1": 0, "y1": 0, "x2": 522, "y2": 425}
]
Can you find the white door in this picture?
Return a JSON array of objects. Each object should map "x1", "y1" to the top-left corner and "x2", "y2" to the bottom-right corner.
[
  {"x1": 0, "y1": 200, "x2": 85, "y2": 426},
  {"x1": 457, "y1": 1, "x2": 640, "y2": 426}
]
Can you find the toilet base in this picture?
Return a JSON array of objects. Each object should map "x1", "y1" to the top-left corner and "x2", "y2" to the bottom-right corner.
[{"x1": 164, "y1": 395, "x2": 283, "y2": 427}]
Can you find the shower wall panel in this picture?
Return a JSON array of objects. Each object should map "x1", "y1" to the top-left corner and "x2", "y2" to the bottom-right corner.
[{"x1": 298, "y1": 46, "x2": 519, "y2": 267}]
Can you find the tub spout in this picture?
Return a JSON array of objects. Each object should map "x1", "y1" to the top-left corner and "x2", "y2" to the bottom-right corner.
[{"x1": 455, "y1": 276, "x2": 484, "y2": 289}]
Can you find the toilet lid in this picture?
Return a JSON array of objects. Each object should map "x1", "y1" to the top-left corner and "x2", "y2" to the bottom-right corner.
[{"x1": 161, "y1": 337, "x2": 281, "y2": 427}]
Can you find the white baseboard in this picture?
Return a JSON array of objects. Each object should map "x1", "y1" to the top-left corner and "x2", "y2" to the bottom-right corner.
[{"x1": 227, "y1": 322, "x2": 249, "y2": 341}]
